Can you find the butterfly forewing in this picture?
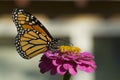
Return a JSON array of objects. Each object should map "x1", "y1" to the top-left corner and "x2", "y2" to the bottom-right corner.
[{"x1": 12, "y1": 8, "x2": 53, "y2": 39}]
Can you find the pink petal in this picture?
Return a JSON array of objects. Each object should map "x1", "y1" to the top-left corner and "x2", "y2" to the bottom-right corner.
[
  {"x1": 52, "y1": 60, "x2": 58, "y2": 66},
  {"x1": 39, "y1": 62, "x2": 53, "y2": 73},
  {"x1": 80, "y1": 52, "x2": 94, "y2": 59},
  {"x1": 52, "y1": 59, "x2": 63, "y2": 66},
  {"x1": 81, "y1": 65, "x2": 95, "y2": 73},
  {"x1": 57, "y1": 65, "x2": 66, "y2": 75},
  {"x1": 50, "y1": 67, "x2": 57, "y2": 75},
  {"x1": 69, "y1": 67, "x2": 77, "y2": 76},
  {"x1": 63, "y1": 63, "x2": 77, "y2": 75},
  {"x1": 63, "y1": 63, "x2": 69, "y2": 70},
  {"x1": 77, "y1": 59, "x2": 97, "y2": 73}
]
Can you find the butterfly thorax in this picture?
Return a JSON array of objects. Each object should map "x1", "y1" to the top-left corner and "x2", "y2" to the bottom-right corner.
[{"x1": 48, "y1": 39, "x2": 60, "y2": 50}]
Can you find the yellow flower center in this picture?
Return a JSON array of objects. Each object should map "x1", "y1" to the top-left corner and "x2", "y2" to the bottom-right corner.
[{"x1": 59, "y1": 45, "x2": 81, "y2": 55}]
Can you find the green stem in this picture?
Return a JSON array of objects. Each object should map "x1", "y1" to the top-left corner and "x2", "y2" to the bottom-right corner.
[{"x1": 63, "y1": 72, "x2": 71, "y2": 80}]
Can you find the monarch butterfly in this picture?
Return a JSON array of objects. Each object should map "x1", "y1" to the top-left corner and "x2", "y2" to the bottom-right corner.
[{"x1": 12, "y1": 9, "x2": 59, "y2": 59}]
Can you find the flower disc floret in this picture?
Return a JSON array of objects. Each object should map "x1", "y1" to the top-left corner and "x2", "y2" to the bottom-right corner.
[{"x1": 59, "y1": 46, "x2": 81, "y2": 55}]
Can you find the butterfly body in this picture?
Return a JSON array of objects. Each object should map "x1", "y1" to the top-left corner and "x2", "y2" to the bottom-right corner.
[{"x1": 12, "y1": 9, "x2": 59, "y2": 59}]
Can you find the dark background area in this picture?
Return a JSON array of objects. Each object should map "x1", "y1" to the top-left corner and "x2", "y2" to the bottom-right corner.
[
  {"x1": 0, "y1": 1, "x2": 120, "y2": 18},
  {"x1": 94, "y1": 37, "x2": 120, "y2": 80}
]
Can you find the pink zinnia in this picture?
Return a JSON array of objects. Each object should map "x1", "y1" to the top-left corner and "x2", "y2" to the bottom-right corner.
[{"x1": 39, "y1": 46, "x2": 96, "y2": 76}]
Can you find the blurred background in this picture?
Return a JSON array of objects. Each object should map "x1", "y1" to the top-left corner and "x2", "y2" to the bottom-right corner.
[{"x1": 0, "y1": 0, "x2": 120, "y2": 80}]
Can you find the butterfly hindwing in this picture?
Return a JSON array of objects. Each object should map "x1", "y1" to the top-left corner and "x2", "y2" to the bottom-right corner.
[{"x1": 15, "y1": 29, "x2": 52, "y2": 59}]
